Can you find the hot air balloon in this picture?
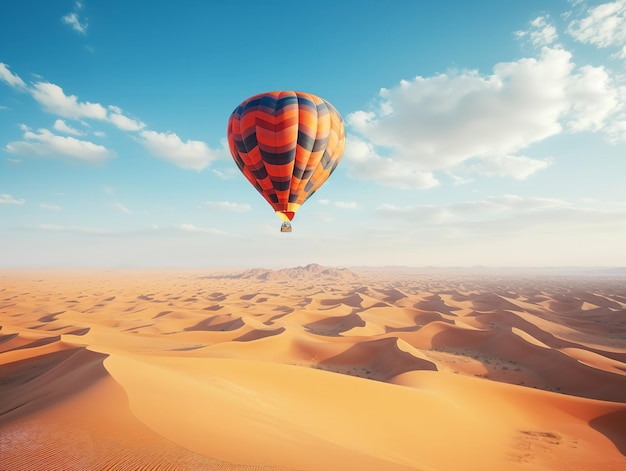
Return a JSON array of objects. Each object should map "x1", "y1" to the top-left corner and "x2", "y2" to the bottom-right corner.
[{"x1": 227, "y1": 91, "x2": 345, "y2": 232}]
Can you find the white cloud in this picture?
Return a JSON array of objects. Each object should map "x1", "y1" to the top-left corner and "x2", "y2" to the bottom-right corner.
[
  {"x1": 1, "y1": 62, "x2": 225, "y2": 170},
  {"x1": 53, "y1": 119, "x2": 83, "y2": 135},
  {"x1": 345, "y1": 41, "x2": 624, "y2": 188},
  {"x1": 516, "y1": 16, "x2": 559, "y2": 46},
  {"x1": 113, "y1": 202, "x2": 132, "y2": 214},
  {"x1": 31, "y1": 82, "x2": 107, "y2": 120},
  {"x1": 205, "y1": 201, "x2": 251, "y2": 212},
  {"x1": 0, "y1": 63, "x2": 27, "y2": 90},
  {"x1": 39, "y1": 203, "x2": 62, "y2": 211},
  {"x1": 349, "y1": 47, "x2": 570, "y2": 167},
  {"x1": 62, "y1": 1, "x2": 88, "y2": 35},
  {"x1": 567, "y1": 64, "x2": 620, "y2": 132},
  {"x1": 108, "y1": 106, "x2": 145, "y2": 131},
  {"x1": 343, "y1": 136, "x2": 439, "y2": 189},
  {"x1": 138, "y1": 130, "x2": 218, "y2": 170},
  {"x1": 0, "y1": 194, "x2": 25, "y2": 204},
  {"x1": 5, "y1": 67, "x2": 138, "y2": 131},
  {"x1": 567, "y1": 0, "x2": 626, "y2": 48},
  {"x1": 5, "y1": 127, "x2": 114, "y2": 162},
  {"x1": 62, "y1": 13, "x2": 87, "y2": 34}
]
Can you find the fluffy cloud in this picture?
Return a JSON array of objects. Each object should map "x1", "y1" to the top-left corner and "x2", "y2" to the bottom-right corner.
[
  {"x1": 53, "y1": 119, "x2": 83, "y2": 135},
  {"x1": 62, "y1": 12, "x2": 87, "y2": 34},
  {"x1": 108, "y1": 105, "x2": 145, "y2": 131},
  {"x1": 10, "y1": 77, "x2": 146, "y2": 133},
  {"x1": 62, "y1": 1, "x2": 88, "y2": 35},
  {"x1": 5, "y1": 127, "x2": 114, "y2": 162},
  {"x1": 344, "y1": 136, "x2": 439, "y2": 189},
  {"x1": 350, "y1": 50, "x2": 564, "y2": 164},
  {"x1": 7, "y1": 70, "x2": 142, "y2": 132},
  {"x1": 0, "y1": 63, "x2": 27, "y2": 90},
  {"x1": 1, "y1": 63, "x2": 224, "y2": 171},
  {"x1": 346, "y1": 47, "x2": 572, "y2": 182},
  {"x1": 0, "y1": 194, "x2": 25, "y2": 204},
  {"x1": 567, "y1": 0, "x2": 626, "y2": 48},
  {"x1": 31, "y1": 82, "x2": 107, "y2": 120},
  {"x1": 516, "y1": 16, "x2": 559, "y2": 46},
  {"x1": 567, "y1": 65, "x2": 620, "y2": 132},
  {"x1": 138, "y1": 130, "x2": 218, "y2": 170},
  {"x1": 205, "y1": 201, "x2": 251, "y2": 212},
  {"x1": 345, "y1": 34, "x2": 624, "y2": 188}
]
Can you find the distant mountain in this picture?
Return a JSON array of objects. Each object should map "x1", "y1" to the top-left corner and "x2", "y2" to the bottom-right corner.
[{"x1": 237, "y1": 264, "x2": 359, "y2": 282}]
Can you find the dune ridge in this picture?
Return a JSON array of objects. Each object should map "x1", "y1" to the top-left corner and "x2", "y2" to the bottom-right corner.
[{"x1": 1, "y1": 267, "x2": 625, "y2": 470}]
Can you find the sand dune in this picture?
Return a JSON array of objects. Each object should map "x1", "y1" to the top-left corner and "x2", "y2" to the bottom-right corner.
[{"x1": 1, "y1": 266, "x2": 625, "y2": 470}]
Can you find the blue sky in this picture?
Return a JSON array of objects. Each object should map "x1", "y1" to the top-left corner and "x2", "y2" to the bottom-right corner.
[{"x1": 1, "y1": 0, "x2": 625, "y2": 268}]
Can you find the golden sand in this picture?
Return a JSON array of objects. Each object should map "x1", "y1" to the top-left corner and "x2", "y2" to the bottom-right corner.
[{"x1": 1, "y1": 265, "x2": 625, "y2": 470}]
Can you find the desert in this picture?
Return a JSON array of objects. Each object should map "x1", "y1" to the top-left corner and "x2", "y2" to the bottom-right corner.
[{"x1": 1, "y1": 265, "x2": 625, "y2": 471}]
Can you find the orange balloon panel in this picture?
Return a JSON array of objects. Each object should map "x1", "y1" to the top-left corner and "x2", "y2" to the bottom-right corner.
[{"x1": 227, "y1": 91, "x2": 345, "y2": 221}]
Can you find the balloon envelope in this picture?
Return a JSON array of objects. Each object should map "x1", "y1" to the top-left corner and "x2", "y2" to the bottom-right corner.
[{"x1": 227, "y1": 91, "x2": 345, "y2": 224}]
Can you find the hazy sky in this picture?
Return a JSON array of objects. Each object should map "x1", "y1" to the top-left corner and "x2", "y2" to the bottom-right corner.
[{"x1": 1, "y1": 0, "x2": 625, "y2": 268}]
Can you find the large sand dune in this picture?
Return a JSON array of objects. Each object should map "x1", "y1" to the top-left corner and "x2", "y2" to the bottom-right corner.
[{"x1": 1, "y1": 265, "x2": 625, "y2": 470}]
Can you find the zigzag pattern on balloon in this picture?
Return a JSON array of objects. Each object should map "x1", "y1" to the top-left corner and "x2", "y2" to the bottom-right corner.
[{"x1": 228, "y1": 91, "x2": 345, "y2": 221}]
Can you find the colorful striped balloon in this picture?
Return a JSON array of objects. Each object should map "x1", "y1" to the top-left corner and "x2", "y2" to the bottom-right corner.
[{"x1": 227, "y1": 91, "x2": 345, "y2": 230}]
